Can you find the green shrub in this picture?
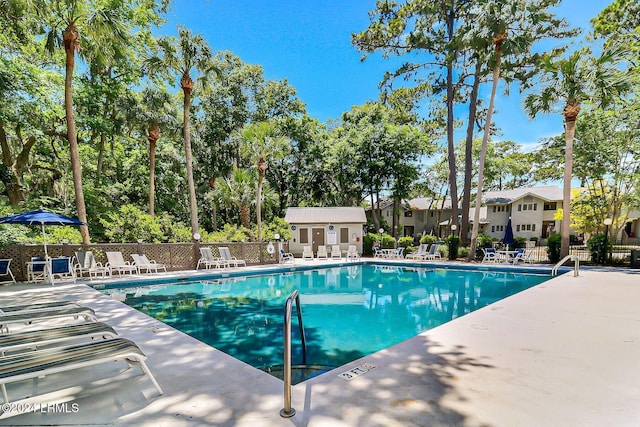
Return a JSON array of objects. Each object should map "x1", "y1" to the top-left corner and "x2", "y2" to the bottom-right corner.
[
  {"x1": 547, "y1": 233, "x2": 562, "y2": 263},
  {"x1": 446, "y1": 235, "x2": 460, "y2": 260},
  {"x1": 420, "y1": 234, "x2": 437, "y2": 245},
  {"x1": 458, "y1": 246, "x2": 470, "y2": 258},
  {"x1": 380, "y1": 233, "x2": 396, "y2": 249},
  {"x1": 587, "y1": 234, "x2": 609, "y2": 264},
  {"x1": 475, "y1": 233, "x2": 493, "y2": 260},
  {"x1": 398, "y1": 236, "x2": 414, "y2": 249},
  {"x1": 514, "y1": 237, "x2": 526, "y2": 249},
  {"x1": 363, "y1": 233, "x2": 377, "y2": 256}
]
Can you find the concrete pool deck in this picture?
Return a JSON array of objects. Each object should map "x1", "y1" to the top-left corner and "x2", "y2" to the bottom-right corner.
[{"x1": 0, "y1": 261, "x2": 639, "y2": 426}]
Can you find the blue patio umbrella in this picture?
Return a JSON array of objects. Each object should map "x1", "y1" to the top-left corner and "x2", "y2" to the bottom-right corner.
[
  {"x1": 0, "y1": 208, "x2": 85, "y2": 258},
  {"x1": 503, "y1": 217, "x2": 515, "y2": 250}
]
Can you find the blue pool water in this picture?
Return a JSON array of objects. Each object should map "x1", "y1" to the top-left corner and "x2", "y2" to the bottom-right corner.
[{"x1": 102, "y1": 265, "x2": 550, "y2": 382}]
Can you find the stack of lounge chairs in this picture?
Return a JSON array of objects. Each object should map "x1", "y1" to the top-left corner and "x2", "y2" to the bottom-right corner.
[{"x1": 0, "y1": 299, "x2": 163, "y2": 412}]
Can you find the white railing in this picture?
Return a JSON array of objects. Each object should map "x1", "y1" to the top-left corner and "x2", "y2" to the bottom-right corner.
[{"x1": 551, "y1": 255, "x2": 580, "y2": 277}]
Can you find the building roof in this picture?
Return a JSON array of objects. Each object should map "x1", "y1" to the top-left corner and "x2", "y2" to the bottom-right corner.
[
  {"x1": 483, "y1": 186, "x2": 563, "y2": 204},
  {"x1": 406, "y1": 198, "x2": 452, "y2": 210},
  {"x1": 284, "y1": 207, "x2": 367, "y2": 224}
]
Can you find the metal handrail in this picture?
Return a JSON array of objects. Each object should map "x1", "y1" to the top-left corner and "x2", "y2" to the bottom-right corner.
[
  {"x1": 280, "y1": 290, "x2": 307, "y2": 418},
  {"x1": 552, "y1": 254, "x2": 580, "y2": 277}
]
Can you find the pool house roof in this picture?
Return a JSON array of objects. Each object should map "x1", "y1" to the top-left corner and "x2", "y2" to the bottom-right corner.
[{"x1": 284, "y1": 207, "x2": 367, "y2": 224}]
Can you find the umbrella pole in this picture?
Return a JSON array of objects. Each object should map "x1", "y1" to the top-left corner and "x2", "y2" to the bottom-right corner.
[{"x1": 42, "y1": 223, "x2": 49, "y2": 258}]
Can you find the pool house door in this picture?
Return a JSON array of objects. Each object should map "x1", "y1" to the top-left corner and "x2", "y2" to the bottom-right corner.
[{"x1": 312, "y1": 228, "x2": 325, "y2": 253}]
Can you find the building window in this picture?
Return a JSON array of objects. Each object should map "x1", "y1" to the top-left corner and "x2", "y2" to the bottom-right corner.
[
  {"x1": 519, "y1": 203, "x2": 537, "y2": 211},
  {"x1": 404, "y1": 211, "x2": 413, "y2": 217},
  {"x1": 491, "y1": 226, "x2": 495, "y2": 232},
  {"x1": 300, "y1": 228, "x2": 309, "y2": 244},
  {"x1": 517, "y1": 224, "x2": 537, "y2": 232},
  {"x1": 430, "y1": 211, "x2": 434, "y2": 217},
  {"x1": 493, "y1": 206, "x2": 496, "y2": 213},
  {"x1": 340, "y1": 227, "x2": 349, "y2": 243},
  {"x1": 544, "y1": 202, "x2": 557, "y2": 210}
]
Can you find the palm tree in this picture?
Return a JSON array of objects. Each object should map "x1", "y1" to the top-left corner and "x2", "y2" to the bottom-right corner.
[
  {"x1": 524, "y1": 46, "x2": 629, "y2": 257},
  {"x1": 216, "y1": 167, "x2": 256, "y2": 229},
  {"x1": 20, "y1": 0, "x2": 167, "y2": 244},
  {"x1": 237, "y1": 121, "x2": 289, "y2": 241},
  {"x1": 147, "y1": 27, "x2": 217, "y2": 239}
]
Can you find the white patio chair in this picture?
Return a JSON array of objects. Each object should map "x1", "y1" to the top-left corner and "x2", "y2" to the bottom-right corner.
[
  {"x1": 0, "y1": 259, "x2": 16, "y2": 284},
  {"x1": 279, "y1": 249, "x2": 295, "y2": 263},
  {"x1": 302, "y1": 246, "x2": 314, "y2": 260},
  {"x1": 330, "y1": 245, "x2": 342, "y2": 260},
  {"x1": 219, "y1": 247, "x2": 247, "y2": 267},
  {"x1": 197, "y1": 247, "x2": 227, "y2": 270},
  {"x1": 316, "y1": 245, "x2": 328, "y2": 260},
  {"x1": 346, "y1": 245, "x2": 360, "y2": 261},
  {"x1": 75, "y1": 251, "x2": 109, "y2": 279},
  {"x1": 406, "y1": 244, "x2": 428, "y2": 260},
  {"x1": 131, "y1": 254, "x2": 167, "y2": 274},
  {"x1": 105, "y1": 252, "x2": 137, "y2": 275}
]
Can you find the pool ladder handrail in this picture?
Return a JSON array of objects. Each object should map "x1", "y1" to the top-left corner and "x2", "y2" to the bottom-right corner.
[
  {"x1": 551, "y1": 254, "x2": 580, "y2": 277},
  {"x1": 280, "y1": 289, "x2": 307, "y2": 418}
]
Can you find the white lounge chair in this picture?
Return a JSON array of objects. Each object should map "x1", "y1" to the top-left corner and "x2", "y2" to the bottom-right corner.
[
  {"x1": 316, "y1": 245, "x2": 328, "y2": 260},
  {"x1": 0, "y1": 337, "x2": 163, "y2": 405},
  {"x1": 131, "y1": 254, "x2": 167, "y2": 274},
  {"x1": 279, "y1": 249, "x2": 294, "y2": 263},
  {"x1": 197, "y1": 247, "x2": 227, "y2": 269},
  {"x1": 406, "y1": 244, "x2": 428, "y2": 260},
  {"x1": 423, "y1": 244, "x2": 442, "y2": 261},
  {"x1": 105, "y1": 252, "x2": 137, "y2": 275},
  {"x1": 75, "y1": 251, "x2": 110, "y2": 279},
  {"x1": 346, "y1": 245, "x2": 359, "y2": 261},
  {"x1": 302, "y1": 246, "x2": 314, "y2": 260},
  {"x1": 0, "y1": 259, "x2": 16, "y2": 284},
  {"x1": 219, "y1": 247, "x2": 247, "y2": 267},
  {"x1": 0, "y1": 306, "x2": 97, "y2": 333},
  {"x1": 330, "y1": 245, "x2": 342, "y2": 260},
  {"x1": 0, "y1": 322, "x2": 117, "y2": 356},
  {"x1": 0, "y1": 301, "x2": 81, "y2": 315}
]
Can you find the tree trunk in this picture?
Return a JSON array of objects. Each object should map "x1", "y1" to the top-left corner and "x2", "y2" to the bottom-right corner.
[
  {"x1": 147, "y1": 123, "x2": 160, "y2": 218},
  {"x1": 257, "y1": 155, "x2": 267, "y2": 241},
  {"x1": 64, "y1": 23, "x2": 90, "y2": 245},
  {"x1": 370, "y1": 191, "x2": 379, "y2": 230},
  {"x1": 561, "y1": 102, "x2": 579, "y2": 258},
  {"x1": 181, "y1": 73, "x2": 199, "y2": 239},
  {"x1": 445, "y1": 6, "x2": 459, "y2": 231},
  {"x1": 96, "y1": 133, "x2": 105, "y2": 180},
  {"x1": 239, "y1": 204, "x2": 250, "y2": 229},
  {"x1": 461, "y1": 61, "x2": 481, "y2": 246},
  {"x1": 470, "y1": 33, "x2": 505, "y2": 261}
]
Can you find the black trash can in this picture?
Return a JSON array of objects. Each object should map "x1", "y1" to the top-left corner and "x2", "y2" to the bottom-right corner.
[{"x1": 631, "y1": 249, "x2": 640, "y2": 268}]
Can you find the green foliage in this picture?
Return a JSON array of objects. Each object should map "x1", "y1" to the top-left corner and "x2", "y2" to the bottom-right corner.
[
  {"x1": 458, "y1": 246, "x2": 470, "y2": 258},
  {"x1": 420, "y1": 234, "x2": 437, "y2": 245},
  {"x1": 398, "y1": 236, "x2": 414, "y2": 249},
  {"x1": 380, "y1": 233, "x2": 396, "y2": 249},
  {"x1": 587, "y1": 234, "x2": 609, "y2": 264},
  {"x1": 445, "y1": 235, "x2": 460, "y2": 260},
  {"x1": 475, "y1": 233, "x2": 493, "y2": 260},
  {"x1": 547, "y1": 234, "x2": 562, "y2": 263},
  {"x1": 363, "y1": 233, "x2": 377, "y2": 256},
  {"x1": 260, "y1": 217, "x2": 292, "y2": 242},
  {"x1": 204, "y1": 224, "x2": 254, "y2": 242},
  {"x1": 99, "y1": 205, "x2": 189, "y2": 243},
  {"x1": 514, "y1": 237, "x2": 526, "y2": 249}
]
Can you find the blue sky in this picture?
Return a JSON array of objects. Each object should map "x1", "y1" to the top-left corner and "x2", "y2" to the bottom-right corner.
[{"x1": 163, "y1": 0, "x2": 611, "y2": 151}]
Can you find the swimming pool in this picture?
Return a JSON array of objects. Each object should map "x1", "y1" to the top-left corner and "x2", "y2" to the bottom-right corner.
[{"x1": 102, "y1": 264, "x2": 551, "y2": 383}]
